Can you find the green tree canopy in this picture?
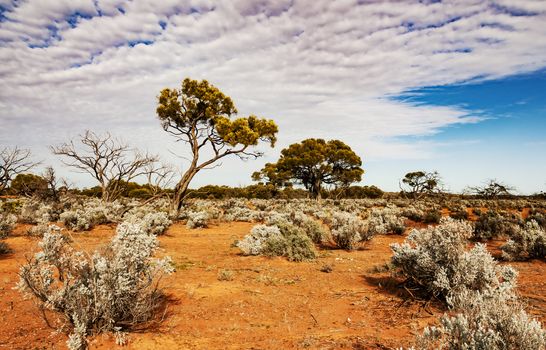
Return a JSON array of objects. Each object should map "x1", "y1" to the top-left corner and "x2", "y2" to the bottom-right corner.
[
  {"x1": 400, "y1": 171, "x2": 442, "y2": 199},
  {"x1": 157, "y1": 78, "x2": 278, "y2": 211},
  {"x1": 10, "y1": 173, "x2": 48, "y2": 197},
  {"x1": 253, "y1": 138, "x2": 364, "y2": 199}
]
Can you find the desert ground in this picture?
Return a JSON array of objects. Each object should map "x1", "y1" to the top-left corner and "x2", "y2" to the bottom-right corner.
[{"x1": 1, "y1": 209, "x2": 545, "y2": 350}]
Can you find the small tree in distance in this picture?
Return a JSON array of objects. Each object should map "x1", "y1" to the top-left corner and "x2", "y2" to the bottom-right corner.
[
  {"x1": 466, "y1": 179, "x2": 515, "y2": 199},
  {"x1": 0, "y1": 146, "x2": 39, "y2": 192},
  {"x1": 51, "y1": 130, "x2": 158, "y2": 202},
  {"x1": 156, "y1": 78, "x2": 278, "y2": 212},
  {"x1": 253, "y1": 138, "x2": 364, "y2": 199},
  {"x1": 400, "y1": 170, "x2": 442, "y2": 199}
]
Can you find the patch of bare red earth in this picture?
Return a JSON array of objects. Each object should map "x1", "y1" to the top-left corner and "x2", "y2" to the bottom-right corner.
[{"x1": 0, "y1": 220, "x2": 544, "y2": 349}]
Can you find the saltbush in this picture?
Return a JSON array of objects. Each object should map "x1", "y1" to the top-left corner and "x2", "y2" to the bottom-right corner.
[
  {"x1": 501, "y1": 220, "x2": 546, "y2": 261},
  {"x1": 423, "y1": 209, "x2": 442, "y2": 224},
  {"x1": 0, "y1": 212, "x2": 17, "y2": 235},
  {"x1": 368, "y1": 207, "x2": 406, "y2": 235},
  {"x1": 330, "y1": 211, "x2": 370, "y2": 250},
  {"x1": 124, "y1": 211, "x2": 172, "y2": 235},
  {"x1": 526, "y1": 210, "x2": 546, "y2": 228},
  {"x1": 390, "y1": 218, "x2": 516, "y2": 302},
  {"x1": 17, "y1": 224, "x2": 174, "y2": 350},
  {"x1": 186, "y1": 211, "x2": 210, "y2": 229},
  {"x1": 288, "y1": 211, "x2": 327, "y2": 244},
  {"x1": 237, "y1": 221, "x2": 316, "y2": 261},
  {"x1": 473, "y1": 211, "x2": 508, "y2": 240},
  {"x1": 237, "y1": 224, "x2": 281, "y2": 256},
  {"x1": 417, "y1": 287, "x2": 546, "y2": 350},
  {"x1": 0, "y1": 213, "x2": 16, "y2": 254}
]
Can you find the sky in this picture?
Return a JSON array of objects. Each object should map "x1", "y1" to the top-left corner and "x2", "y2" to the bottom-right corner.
[{"x1": 0, "y1": 0, "x2": 545, "y2": 194}]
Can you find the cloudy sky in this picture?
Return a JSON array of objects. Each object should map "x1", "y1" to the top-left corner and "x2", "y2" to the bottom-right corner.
[{"x1": 1, "y1": 0, "x2": 545, "y2": 193}]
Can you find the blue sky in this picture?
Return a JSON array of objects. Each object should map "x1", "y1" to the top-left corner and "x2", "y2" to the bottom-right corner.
[
  {"x1": 0, "y1": 0, "x2": 545, "y2": 194},
  {"x1": 364, "y1": 69, "x2": 546, "y2": 194}
]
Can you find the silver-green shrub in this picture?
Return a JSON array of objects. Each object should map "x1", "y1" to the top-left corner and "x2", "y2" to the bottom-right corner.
[
  {"x1": 17, "y1": 223, "x2": 174, "y2": 350},
  {"x1": 0, "y1": 212, "x2": 17, "y2": 236},
  {"x1": 0, "y1": 212, "x2": 16, "y2": 254},
  {"x1": 186, "y1": 210, "x2": 210, "y2": 229},
  {"x1": 123, "y1": 211, "x2": 172, "y2": 235},
  {"x1": 237, "y1": 224, "x2": 281, "y2": 256},
  {"x1": 237, "y1": 221, "x2": 316, "y2": 261},
  {"x1": 330, "y1": 211, "x2": 370, "y2": 250},
  {"x1": 368, "y1": 206, "x2": 405, "y2": 235},
  {"x1": 501, "y1": 220, "x2": 546, "y2": 261},
  {"x1": 417, "y1": 287, "x2": 546, "y2": 350},
  {"x1": 390, "y1": 218, "x2": 516, "y2": 301}
]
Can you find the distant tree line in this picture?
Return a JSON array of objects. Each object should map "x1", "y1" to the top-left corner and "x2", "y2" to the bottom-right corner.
[{"x1": 1, "y1": 77, "x2": 543, "y2": 204}]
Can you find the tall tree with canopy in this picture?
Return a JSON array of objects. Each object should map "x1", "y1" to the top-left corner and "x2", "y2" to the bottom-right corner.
[
  {"x1": 253, "y1": 138, "x2": 364, "y2": 199},
  {"x1": 156, "y1": 78, "x2": 278, "y2": 211}
]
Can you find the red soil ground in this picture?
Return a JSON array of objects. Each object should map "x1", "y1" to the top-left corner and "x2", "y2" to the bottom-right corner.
[{"x1": 0, "y1": 220, "x2": 544, "y2": 349}]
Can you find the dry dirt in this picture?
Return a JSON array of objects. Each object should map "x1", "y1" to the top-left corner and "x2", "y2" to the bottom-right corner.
[{"x1": 0, "y1": 219, "x2": 545, "y2": 350}]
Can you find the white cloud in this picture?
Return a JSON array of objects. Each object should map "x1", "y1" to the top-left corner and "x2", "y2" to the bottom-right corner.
[{"x1": 0, "y1": 0, "x2": 545, "y2": 189}]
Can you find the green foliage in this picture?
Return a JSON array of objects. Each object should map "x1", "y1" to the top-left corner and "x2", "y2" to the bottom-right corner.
[
  {"x1": 156, "y1": 78, "x2": 278, "y2": 210},
  {"x1": 401, "y1": 171, "x2": 441, "y2": 198},
  {"x1": 449, "y1": 208, "x2": 469, "y2": 221},
  {"x1": 157, "y1": 78, "x2": 277, "y2": 149},
  {"x1": 526, "y1": 209, "x2": 546, "y2": 228},
  {"x1": 262, "y1": 221, "x2": 317, "y2": 262},
  {"x1": 335, "y1": 185, "x2": 384, "y2": 199},
  {"x1": 423, "y1": 209, "x2": 442, "y2": 224},
  {"x1": 10, "y1": 173, "x2": 48, "y2": 197},
  {"x1": 79, "y1": 186, "x2": 103, "y2": 198},
  {"x1": 473, "y1": 211, "x2": 510, "y2": 240},
  {"x1": 254, "y1": 138, "x2": 364, "y2": 198}
]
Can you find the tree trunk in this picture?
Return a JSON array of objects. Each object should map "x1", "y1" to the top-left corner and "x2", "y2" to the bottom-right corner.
[
  {"x1": 310, "y1": 178, "x2": 322, "y2": 200},
  {"x1": 101, "y1": 184, "x2": 110, "y2": 202},
  {"x1": 171, "y1": 168, "x2": 198, "y2": 212}
]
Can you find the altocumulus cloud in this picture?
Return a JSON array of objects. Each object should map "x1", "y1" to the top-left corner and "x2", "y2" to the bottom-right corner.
[{"x1": 0, "y1": 0, "x2": 545, "y2": 187}]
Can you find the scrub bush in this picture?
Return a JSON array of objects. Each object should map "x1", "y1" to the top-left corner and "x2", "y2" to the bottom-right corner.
[{"x1": 17, "y1": 223, "x2": 174, "y2": 350}]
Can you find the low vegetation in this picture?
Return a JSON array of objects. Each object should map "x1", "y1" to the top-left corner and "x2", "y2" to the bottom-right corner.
[{"x1": 17, "y1": 224, "x2": 174, "y2": 350}]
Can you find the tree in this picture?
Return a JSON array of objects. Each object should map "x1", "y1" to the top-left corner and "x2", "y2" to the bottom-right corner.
[
  {"x1": 41, "y1": 166, "x2": 64, "y2": 202},
  {"x1": 156, "y1": 78, "x2": 278, "y2": 211},
  {"x1": 10, "y1": 173, "x2": 48, "y2": 197},
  {"x1": 0, "y1": 146, "x2": 39, "y2": 192},
  {"x1": 51, "y1": 130, "x2": 158, "y2": 202},
  {"x1": 400, "y1": 171, "x2": 442, "y2": 199},
  {"x1": 466, "y1": 179, "x2": 515, "y2": 199},
  {"x1": 253, "y1": 138, "x2": 364, "y2": 199}
]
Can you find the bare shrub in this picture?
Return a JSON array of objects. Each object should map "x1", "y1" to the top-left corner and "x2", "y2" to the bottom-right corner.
[{"x1": 17, "y1": 224, "x2": 174, "y2": 350}]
